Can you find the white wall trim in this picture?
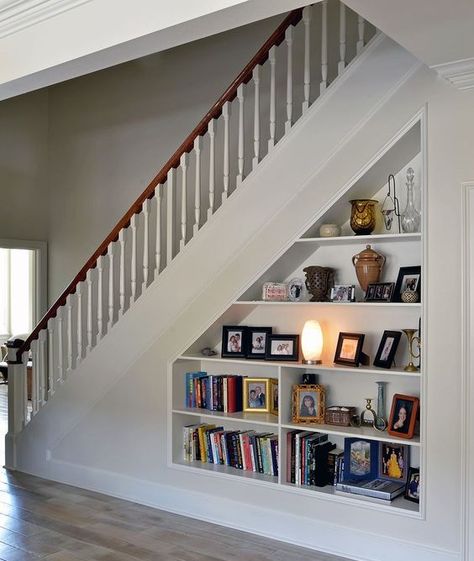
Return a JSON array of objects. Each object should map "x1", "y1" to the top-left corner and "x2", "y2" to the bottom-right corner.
[
  {"x1": 431, "y1": 58, "x2": 474, "y2": 91},
  {"x1": 0, "y1": 0, "x2": 92, "y2": 38}
]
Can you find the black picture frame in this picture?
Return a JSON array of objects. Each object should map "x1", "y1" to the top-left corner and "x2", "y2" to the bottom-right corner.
[
  {"x1": 378, "y1": 442, "x2": 410, "y2": 483},
  {"x1": 405, "y1": 467, "x2": 420, "y2": 503},
  {"x1": 246, "y1": 327, "x2": 273, "y2": 359},
  {"x1": 221, "y1": 325, "x2": 248, "y2": 358},
  {"x1": 365, "y1": 282, "x2": 395, "y2": 302},
  {"x1": 393, "y1": 266, "x2": 421, "y2": 303},
  {"x1": 334, "y1": 332, "x2": 365, "y2": 367},
  {"x1": 373, "y1": 330, "x2": 402, "y2": 369},
  {"x1": 265, "y1": 334, "x2": 300, "y2": 361}
]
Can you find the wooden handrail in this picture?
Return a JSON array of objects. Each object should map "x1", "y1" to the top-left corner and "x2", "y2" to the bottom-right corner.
[{"x1": 18, "y1": 7, "x2": 303, "y2": 360}]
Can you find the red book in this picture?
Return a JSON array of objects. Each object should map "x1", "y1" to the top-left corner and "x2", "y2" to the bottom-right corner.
[{"x1": 227, "y1": 376, "x2": 242, "y2": 413}]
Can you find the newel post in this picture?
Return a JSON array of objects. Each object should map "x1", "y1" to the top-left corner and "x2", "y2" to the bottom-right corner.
[{"x1": 5, "y1": 340, "x2": 27, "y2": 470}]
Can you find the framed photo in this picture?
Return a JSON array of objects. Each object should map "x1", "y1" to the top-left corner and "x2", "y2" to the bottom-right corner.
[
  {"x1": 373, "y1": 330, "x2": 402, "y2": 369},
  {"x1": 365, "y1": 282, "x2": 395, "y2": 302},
  {"x1": 270, "y1": 378, "x2": 279, "y2": 415},
  {"x1": 393, "y1": 266, "x2": 421, "y2": 302},
  {"x1": 291, "y1": 384, "x2": 325, "y2": 424},
  {"x1": 246, "y1": 327, "x2": 272, "y2": 360},
  {"x1": 330, "y1": 284, "x2": 355, "y2": 303},
  {"x1": 243, "y1": 377, "x2": 270, "y2": 413},
  {"x1": 334, "y1": 332, "x2": 365, "y2": 367},
  {"x1": 405, "y1": 467, "x2": 420, "y2": 503},
  {"x1": 379, "y1": 443, "x2": 410, "y2": 483},
  {"x1": 343, "y1": 438, "x2": 379, "y2": 481},
  {"x1": 266, "y1": 334, "x2": 299, "y2": 361},
  {"x1": 387, "y1": 394, "x2": 420, "y2": 439},
  {"x1": 221, "y1": 326, "x2": 248, "y2": 358},
  {"x1": 287, "y1": 278, "x2": 305, "y2": 302}
]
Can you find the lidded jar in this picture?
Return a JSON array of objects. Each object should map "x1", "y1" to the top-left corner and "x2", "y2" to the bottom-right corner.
[{"x1": 352, "y1": 245, "x2": 386, "y2": 292}]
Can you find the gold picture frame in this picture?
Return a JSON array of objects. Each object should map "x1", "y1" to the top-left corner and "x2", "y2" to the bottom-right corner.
[
  {"x1": 270, "y1": 378, "x2": 279, "y2": 416},
  {"x1": 243, "y1": 377, "x2": 271, "y2": 413},
  {"x1": 292, "y1": 384, "x2": 326, "y2": 424}
]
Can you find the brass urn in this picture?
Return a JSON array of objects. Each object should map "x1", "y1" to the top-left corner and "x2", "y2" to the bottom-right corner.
[
  {"x1": 349, "y1": 199, "x2": 378, "y2": 235},
  {"x1": 352, "y1": 245, "x2": 386, "y2": 292}
]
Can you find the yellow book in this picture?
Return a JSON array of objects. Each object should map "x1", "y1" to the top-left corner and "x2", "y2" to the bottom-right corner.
[{"x1": 198, "y1": 424, "x2": 216, "y2": 462}]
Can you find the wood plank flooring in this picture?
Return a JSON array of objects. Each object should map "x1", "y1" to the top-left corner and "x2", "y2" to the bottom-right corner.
[{"x1": 0, "y1": 387, "x2": 350, "y2": 561}]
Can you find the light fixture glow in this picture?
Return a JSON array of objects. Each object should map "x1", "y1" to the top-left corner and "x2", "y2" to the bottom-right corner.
[{"x1": 301, "y1": 320, "x2": 323, "y2": 364}]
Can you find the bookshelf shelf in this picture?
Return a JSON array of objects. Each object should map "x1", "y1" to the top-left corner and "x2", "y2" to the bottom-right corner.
[
  {"x1": 172, "y1": 407, "x2": 278, "y2": 427},
  {"x1": 173, "y1": 459, "x2": 278, "y2": 485},
  {"x1": 233, "y1": 301, "x2": 421, "y2": 308},
  {"x1": 296, "y1": 232, "x2": 421, "y2": 246}
]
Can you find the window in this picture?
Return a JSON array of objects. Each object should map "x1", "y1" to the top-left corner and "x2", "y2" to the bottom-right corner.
[{"x1": 0, "y1": 248, "x2": 35, "y2": 342}]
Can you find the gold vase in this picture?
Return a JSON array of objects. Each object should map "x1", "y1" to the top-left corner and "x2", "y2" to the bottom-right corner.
[{"x1": 349, "y1": 199, "x2": 378, "y2": 235}]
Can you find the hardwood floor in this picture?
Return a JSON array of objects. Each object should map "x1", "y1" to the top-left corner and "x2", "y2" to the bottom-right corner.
[{"x1": 0, "y1": 387, "x2": 349, "y2": 561}]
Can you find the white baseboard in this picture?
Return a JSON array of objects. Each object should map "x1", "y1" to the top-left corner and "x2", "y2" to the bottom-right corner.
[{"x1": 17, "y1": 457, "x2": 458, "y2": 561}]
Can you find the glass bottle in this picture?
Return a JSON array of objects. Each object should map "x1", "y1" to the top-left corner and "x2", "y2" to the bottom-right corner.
[{"x1": 401, "y1": 167, "x2": 421, "y2": 233}]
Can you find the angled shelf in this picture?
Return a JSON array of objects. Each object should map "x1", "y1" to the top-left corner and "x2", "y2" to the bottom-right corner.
[{"x1": 296, "y1": 233, "x2": 422, "y2": 245}]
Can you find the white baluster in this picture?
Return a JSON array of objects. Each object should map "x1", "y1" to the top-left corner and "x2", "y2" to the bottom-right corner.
[
  {"x1": 22, "y1": 351, "x2": 28, "y2": 424},
  {"x1": 143, "y1": 199, "x2": 150, "y2": 291},
  {"x1": 252, "y1": 66, "x2": 260, "y2": 170},
  {"x1": 208, "y1": 120, "x2": 215, "y2": 219},
  {"x1": 97, "y1": 255, "x2": 104, "y2": 340},
  {"x1": 194, "y1": 137, "x2": 201, "y2": 235},
  {"x1": 223, "y1": 101, "x2": 231, "y2": 200},
  {"x1": 237, "y1": 85, "x2": 244, "y2": 185},
  {"x1": 303, "y1": 6, "x2": 312, "y2": 113},
  {"x1": 320, "y1": 0, "x2": 328, "y2": 93},
  {"x1": 86, "y1": 269, "x2": 93, "y2": 353},
  {"x1": 47, "y1": 319, "x2": 55, "y2": 398},
  {"x1": 285, "y1": 26, "x2": 293, "y2": 133},
  {"x1": 76, "y1": 283, "x2": 83, "y2": 362},
  {"x1": 268, "y1": 46, "x2": 276, "y2": 150},
  {"x1": 357, "y1": 15, "x2": 365, "y2": 54},
  {"x1": 130, "y1": 214, "x2": 138, "y2": 302},
  {"x1": 338, "y1": 2, "x2": 346, "y2": 74},
  {"x1": 108, "y1": 244, "x2": 115, "y2": 330},
  {"x1": 39, "y1": 330, "x2": 47, "y2": 406},
  {"x1": 66, "y1": 295, "x2": 73, "y2": 372},
  {"x1": 57, "y1": 308, "x2": 64, "y2": 384},
  {"x1": 155, "y1": 185, "x2": 162, "y2": 278},
  {"x1": 119, "y1": 229, "x2": 126, "y2": 316},
  {"x1": 31, "y1": 339, "x2": 39, "y2": 415},
  {"x1": 166, "y1": 168, "x2": 175, "y2": 264},
  {"x1": 180, "y1": 153, "x2": 188, "y2": 250}
]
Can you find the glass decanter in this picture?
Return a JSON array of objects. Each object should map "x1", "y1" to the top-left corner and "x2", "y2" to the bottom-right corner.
[{"x1": 401, "y1": 167, "x2": 421, "y2": 233}]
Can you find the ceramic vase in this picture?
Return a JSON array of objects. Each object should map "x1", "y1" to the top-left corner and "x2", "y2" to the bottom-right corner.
[{"x1": 352, "y1": 245, "x2": 386, "y2": 292}]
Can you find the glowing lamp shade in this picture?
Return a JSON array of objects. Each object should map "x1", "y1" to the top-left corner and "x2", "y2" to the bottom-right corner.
[{"x1": 301, "y1": 320, "x2": 323, "y2": 364}]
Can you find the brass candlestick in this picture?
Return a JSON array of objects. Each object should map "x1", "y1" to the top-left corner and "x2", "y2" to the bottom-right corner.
[{"x1": 402, "y1": 328, "x2": 421, "y2": 372}]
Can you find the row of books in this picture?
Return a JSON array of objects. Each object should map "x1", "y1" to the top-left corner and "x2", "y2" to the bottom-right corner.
[
  {"x1": 183, "y1": 424, "x2": 279, "y2": 476},
  {"x1": 185, "y1": 372, "x2": 243, "y2": 413},
  {"x1": 286, "y1": 430, "x2": 336, "y2": 487}
]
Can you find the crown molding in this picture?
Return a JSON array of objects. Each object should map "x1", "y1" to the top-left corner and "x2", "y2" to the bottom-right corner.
[
  {"x1": 0, "y1": 0, "x2": 92, "y2": 38},
  {"x1": 431, "y1": 57, "x2": 474, "y2": 90}
]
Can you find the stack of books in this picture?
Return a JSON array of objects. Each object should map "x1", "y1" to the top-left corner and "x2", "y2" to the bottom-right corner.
[
  {"x1": 185, "y1": 372, "x2": 243, "y2": 413},
  {"x1": 183, "y1": 424, "x2": 278, "y2": 476},
  {"x1": 286, "y1": 430, "x2": 335, "y2": 487},
  {"x1": 335, "y1": 479, "x2": 405, "y2": 500}
]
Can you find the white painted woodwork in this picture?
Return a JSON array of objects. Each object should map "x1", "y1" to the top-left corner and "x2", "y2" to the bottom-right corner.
[
  {"x1": 97, "y1": 255, "x2": 104, "y2": 340},
  {"x1": 338, "y1": 2, "x2": 346, "y2": 75},
  {"x1": 31, "y1": 339, "x2": 39, "y2": 415},
  {"x1": 302, "y1": 6, "x2": 311, "y2": 113},
  {"x1": 193, "y1": 137, "x2": 202, "y2": 235},
  {"x1": 208, "y1": 120, "x2": 216, "y2": 218},
  {"x1": 222, "y1": 101, "x2": 231, "y2": 200},
  {"x1": 167, "y1": 168, "x2": 175, "y2": 264},
  {"x1": 76, "y1": 283, "x2": 83, "y2": 363},
  {"x1": 86, "y1": 269, "x2": 93, "y2": 353},
  {"x1": 142, "y1": 199, "x2": 150, "y2": 291},
  {"x1": 180, "y1": 153, "x2": 188, "y2": 249},
  {"x1": 38, "y1": 329, "x2": 46, "y2": 406},
  {"x1": 155, "y1": 185, "x2": 162, "y2": 278},
  {"x1": 107, "y1": 244, "x2": 115, "y2": 331},
  {"x1": 47, "y1": 319, "x2": 55, "y2": 397},
  {"x1": 237, "y1": 84, "x2": 244, "y2": 184},
  {"x1": 57, "y1": 307, "x2": 64, "y2": 384},
  {"x1": 285, "y1": 26, "x2": 293, "y2": 133},
  {"x1": 320, "y1": 0, "x2": 328, "y2": 93},
  {"x1": 268, "y1": 46, "x2": 276, "y2": 150},
  {"x1": 357, "y1": 15, "x2": 365, "y2": 54},
  {"x1": 118, "y1": 229, "x2": 126, "y2": 316},
  {"x1": 130, "y1": 214, "x2": 138, "y2": 302},
  {"x1": 252, "y1": 65, "x2": 260, "y2": 170},
  {"x1": 66, "y1": 295, "x2": 73, "y2": 372}
]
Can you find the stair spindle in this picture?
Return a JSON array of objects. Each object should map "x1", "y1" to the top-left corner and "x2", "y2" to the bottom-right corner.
[
  {"x1": 86, "y1": 269, "x2": 93, "y2": 353},
  {"x1": 223, "y1": 101, "x2": 231, "y2": 200},
  {"x1": 166, "y1": 168, "x2": 175, "y2": 264},
  {"x1": 180, "y1": 153, "x2": 188, "y2": 249},
  {"x1": 252, "y1": 66, "x2": 260, "y2": 170},
  {"x1": 155, "y1": 185, "x2": 162, "y2": 278},
  {"x1": 131, "y1": 214, "x2": 138, "y2": 301},
  {"x1": 338, "y1": 2, "x2": 346, "y2": 74},
  {"x1": 118, "y1": 229, "x2": 126, "y2": 316},
  {"x1": 268, "y1": 46, "x2": 276, "y2": 150},
  {"x1": 76, "y1": 283, "x2": 83, "y2": 362},
  {"x1": 208, "y1": 120, "x2": 215, "y2": 219},
  {"x1": 357, "y1": 15, "x2": 365, "y2": 54},
  {"x1": 47, "y1": 320, "x2": 55, "y2": 397},
  {"x1": 66, "y1": 295, "x2": 73, "y2": 372},
  {"x1": 142, "y1": 199, "x2": 150, "y2": 291},
  {"x1": 97, "y1": 255, "x2": 104, "y2": 340},
  {"x1": 194, "y1": 137, "x2": 201, "y2": 235},
  {"x1": 302, "y1": 6, "x2": 312, "y2": 113},
  {"x1": 31, "y1": 339, "x2": 39, "y2": 415},
  {"x1": 57, "y1": 307, "x2": 64, "y2": 384},
  {"x1": 107, "y1": 244, "x2": 115, "y2": 330},
  {"x1": 285, "y1": 26, "x2": 293, "y2": 133},
  {"x1": 39, "y1": 330, "x2": 47, "y2": 406},
  {"x1": 320, "y1": 0, "x2": 328, "y2": 93},
  {"x1": 237, "y1": 84, "x2": 244, "y2": 185}
]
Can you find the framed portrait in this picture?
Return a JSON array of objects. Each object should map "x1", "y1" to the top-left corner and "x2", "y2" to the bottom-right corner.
[
  {"x1": 393, "y1": 266, "x2": 421, "y2": 302},
  {"x1": 405, "y1": 467, "x2": 420, "y2": 503},
  {"x1": 378, "y1": 443, "x2": 410, "y2": 483},
  {"x1": 270, "y1": 378, "x2": 278, "y2": 416},
  {"x1": 243, "y1": 377, "x2": 270, "y2": 413},
  {"x1": 291, "y1": 384, "x2": 325, "y2": 424},
  {"x1": 266, "y1": 334, "x2": 300, "y2": 361},
  {"x1": 387, "y1": 394, "x2": 420, "y2": 439},
  {"x1": 343, "y1": 438, "x2": 379, "y2": 481},
  {"x1": 373, "y1": 330, "x2": 402, "y2": 369},
  {"x1": 221, "y1": 326, "x2": 248, "y2": 358},
  {"x1": 330, "y1": 284, "x2": 355, "y2": 303},
  {"x1": 246, "y1": 327, "x2": 272, "y2": 360},
  {"x1": 287, "y1": 278, "x2": 305, "y2": 302},
  {"x1": 334, "y1": 332, "x2": 365, "y2": 367},
  {"x1": 365, "y1": 282, "x2": 395, "y2": 302}
]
